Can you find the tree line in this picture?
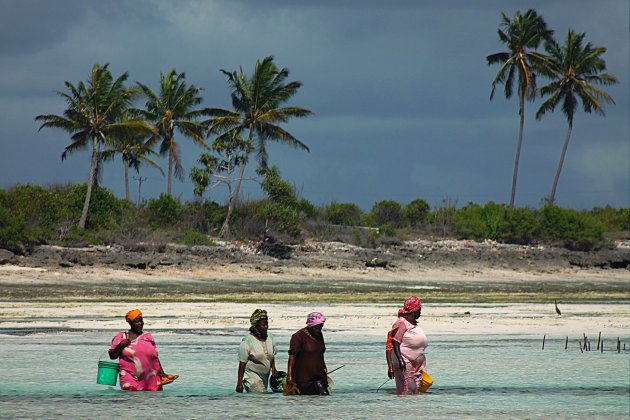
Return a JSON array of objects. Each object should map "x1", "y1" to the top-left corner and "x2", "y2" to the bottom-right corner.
[
  {"x1": 36, "y1": 56, "x2": 311, "y2": 235},
  {"x1": 1, "y1": 183, "x2": 628, "y2": 254}
]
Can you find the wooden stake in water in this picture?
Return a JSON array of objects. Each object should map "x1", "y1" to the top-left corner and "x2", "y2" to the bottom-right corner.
[
  {"x1": 542, "y1": 335, "x2": 546, "y2": 350},
  {"x1": 601, "y1": 339, "x2": 603, "y2": 353},
  {"x1": 565, "y1": 336, "x2": 568, "y2": 350},
  {"x1": 583, "y1": 339, "x2": 588, "y2": 352},
  {"x1": 597, "y1": 331, "x2": 601, "y2": 350},
  {"x1": 617, "y1": 337, "x2": 621, "y2": 353},
  {"x1": 579, "y1": 340, "x2": 583, "y2": 353}
]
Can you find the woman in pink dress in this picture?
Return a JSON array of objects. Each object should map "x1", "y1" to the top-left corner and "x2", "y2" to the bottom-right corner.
[
  {"x1": 108, "y1": 309, "x2": 177, "y2": 391},
  {"x1": 391, "y1": 296, "x2": 428, "y2": 395}
]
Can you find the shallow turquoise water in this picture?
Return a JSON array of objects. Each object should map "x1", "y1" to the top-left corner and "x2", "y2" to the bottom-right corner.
[{"x1": 0, "y1": 331, "x2": 628, "y2": 419}]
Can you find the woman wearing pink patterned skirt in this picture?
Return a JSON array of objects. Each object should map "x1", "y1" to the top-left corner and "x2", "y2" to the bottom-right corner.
[{"x1": 108, "y1": 309, "x2": 177, "y2": 391}]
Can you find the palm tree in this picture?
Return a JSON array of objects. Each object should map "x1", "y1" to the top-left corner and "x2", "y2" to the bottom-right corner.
[
  {"x1": 35, "y1": 63, "x2": 155, "y2": 228},
  {"x1": 536, "y1": 30, "x2": 617, "y2": 205},
  {"x1": 205, "y1": 56, "x2": 313, "y2": 236},
  {"x1": 100, "y1": 112, "x2": 164, "y2": 201},
  {"x1": 487, "y1": 9, "x2": 554, "y2": 208},
  {"x1": 135, "y1": 70, "x2": 211, "y2": 196}
]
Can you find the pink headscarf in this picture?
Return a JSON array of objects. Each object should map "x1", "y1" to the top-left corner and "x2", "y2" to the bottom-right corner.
[
  {"x1": 401, "y1": 296, "x2": 422, "y2": 314},
  {"x1": 306, "y1": 312, "x2": 326, "y2": 327}
]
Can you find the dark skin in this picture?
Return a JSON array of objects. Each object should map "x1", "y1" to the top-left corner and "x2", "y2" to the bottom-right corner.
[
  {"x1": 109, "y1": 316, "x2": 144, "y2": 359},
  {"x1": 235, "y1": 319, "x2": 277, "y2": 393},
  {"x1": 391, "y1": 309, "x2": 421, "y2": 372},
  {"x1": 286, "y1": 324, "x2": 327, "y2": 388}
]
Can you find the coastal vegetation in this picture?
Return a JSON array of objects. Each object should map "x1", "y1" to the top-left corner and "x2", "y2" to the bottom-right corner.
[
  {"x1": 19, "y1": 11, "x2": 622, "y2": 255},
  {"x1": 0, "y1": 182, "x2": 627, "y2": 255}
]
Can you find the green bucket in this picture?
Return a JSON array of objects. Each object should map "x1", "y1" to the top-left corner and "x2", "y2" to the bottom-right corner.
[{"x1": 97, "y1": 360, "x2": 119, "y2": 386}]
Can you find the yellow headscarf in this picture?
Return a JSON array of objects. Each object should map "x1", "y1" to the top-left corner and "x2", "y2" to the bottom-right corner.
[{"x1": 125, "y1": 309, "x2": 142, "y2": 323}]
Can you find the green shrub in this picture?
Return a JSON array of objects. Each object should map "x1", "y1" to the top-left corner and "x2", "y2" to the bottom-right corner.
[
  {"x1": 429, "y1": 197, "x2": 458, "y2": 237},
  {"x1": 455, "y1": 202, "x2": 508, "y2": 241},
  {"x1": 404, "y1": 199, "x2": 430, "y2": 227},
  {"x1": 371, "y1": 200, "x2": 403, "y2": 227},
  {"x1": 621, "y1": 208, "x2": 630, "y2": 231},
  {"x1": 378, "y1": 222, "x2": 397, "y2": 237},
  {"x1": 68, "y1": 184, "x2": 122, "y2": 229},
  {"x1": 181, "y1": 200, "x2": 225, "y2": 233},
  {"x1": 147, "y1": 193, "x2": 183, "y2": 228},
  {"x1": 5, "y1": 184, "x2": 75, "y2": 242},
  {"x1": 176, "y1": 229, "x2": 215, "y2": 246},
  {"x1": 326, "y1": 202, "x2": 364, "y2": 226},
  {"x1": 455, "y1": 203, "x2": 485, "y2": 240},
  {"x1": 0, "y1": 189, "x2": 25, "y2": 252},
  {"x1": 298, "y1": 198, "x2": 320, "y2": 220},
  {"x1": 62, "y1": 225, "x2": 104, "y2": 246},
  {"x1": 502, "y1": 207, "x2": 540, "y2": 244},
  {"x1": 231, "y1": 200, "x2": 268, "y2": 238},
  {"x1": 540, "y1": 205, "x2": 604, "y2": 250},
  {"x1": 260, "y1": 166, "x2": 301, "y2": 237},
  {"x1": 589, "y1": 206, "x2": 630, "y2": 231}
]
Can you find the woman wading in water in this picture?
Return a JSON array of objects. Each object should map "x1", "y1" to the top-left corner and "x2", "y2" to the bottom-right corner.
[
  {"x1": 391, "y1": 296, "x2": 428, "y2": 395},
  {"x1": 109, "y1": 309, "x2": 178, "y2": 391},
  {"x1": 236, "y1": 309, "x2": 278, "y2": 393},
  {"x1": 286, "y1": 312, "x2": 329, "y2": 395}
]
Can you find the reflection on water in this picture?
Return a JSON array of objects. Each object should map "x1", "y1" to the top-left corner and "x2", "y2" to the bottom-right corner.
[{"x1": 0, "y1": 331, "x2": 628, "y2": 419}]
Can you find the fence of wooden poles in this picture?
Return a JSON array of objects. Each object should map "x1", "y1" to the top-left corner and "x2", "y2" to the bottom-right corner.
[{"x1": 541, "y1": 332, "x2": 627, "y2": 353}]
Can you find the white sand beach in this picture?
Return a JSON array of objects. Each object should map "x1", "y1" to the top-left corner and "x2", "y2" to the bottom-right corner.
[{"x1": 1, "y1": 262, "x2": 628, "y2": 338}]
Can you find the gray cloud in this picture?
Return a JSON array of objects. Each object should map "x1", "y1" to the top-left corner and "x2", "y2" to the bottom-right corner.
[{"x1": 0, "y1": 0, "x2": 627, "y2": 210}]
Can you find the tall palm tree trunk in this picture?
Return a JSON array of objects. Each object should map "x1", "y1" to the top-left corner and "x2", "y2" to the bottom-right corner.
[
  {"x1": 123, "y1": 159, "x2": 130, "y2": 201},
  {"x1": 510, "y1": 92, "x2": 526, "y2": 208},
  {"x1": 79, "y1": 135, "x2": 99, "y2": 229},
  {"x1": 167, "y1": 142, "x2": 173, "y2": 196},
  {"x1": 549, "y1": 119, "x2": 573, "y2": 205}
]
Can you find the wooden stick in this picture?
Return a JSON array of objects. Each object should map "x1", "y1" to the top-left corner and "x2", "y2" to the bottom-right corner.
[
  {"x1": 565, "y1": 336, "x2": 568, "y2": 350},
  {"x1": 601, "y1": 339, "x2": 603, "y2": 353},
  {"x1": 617, "y1": 337, "x2": 621, "y2": 353},
  {"x1": 597, "y1": 331, "x2": 601, "y2": 350},
  {"x1": 542, "y1": 335, "x2": 546, "y2": 350}
]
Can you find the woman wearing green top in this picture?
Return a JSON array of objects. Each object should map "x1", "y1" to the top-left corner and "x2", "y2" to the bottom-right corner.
[{"x1": 236, "y1": 309, "x2": 278, "y2": 392}]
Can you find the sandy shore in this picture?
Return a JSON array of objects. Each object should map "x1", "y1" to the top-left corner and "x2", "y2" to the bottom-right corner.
[
  {"x1": 1, "y1": 261, "x2": 628, "y2": 337},
  {"x1": 1, "y1": 301, "x2": 628, "y2": 337}
]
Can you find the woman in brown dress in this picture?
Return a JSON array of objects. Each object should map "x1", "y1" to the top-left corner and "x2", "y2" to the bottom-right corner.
[{"x1": 286, "y1": 312, "x2": 329, "y2": 395}]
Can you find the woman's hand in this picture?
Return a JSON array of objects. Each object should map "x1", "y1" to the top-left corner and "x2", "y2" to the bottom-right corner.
[
  {"x1": 387, "y1": 367, "x2": 395, "y2": 380},
  {"x1": 108, "y1": 338, "x2": 131, "y2": 359},
  {"x1": 235, "y1": 381, "x2": 244, "y2": 393}
]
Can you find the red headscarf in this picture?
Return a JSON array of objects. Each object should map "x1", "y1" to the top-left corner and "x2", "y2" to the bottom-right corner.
[{"x1": 401, "y1": 296, "x2": 421, "y2": 314}]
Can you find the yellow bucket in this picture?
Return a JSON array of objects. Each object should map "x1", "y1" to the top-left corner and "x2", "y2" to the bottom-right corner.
[{"x1": 419, "y1": 370, "x2": 433, "y2": 393}]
